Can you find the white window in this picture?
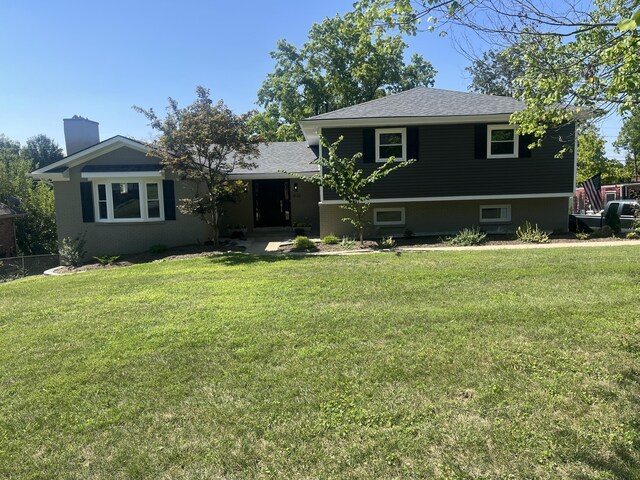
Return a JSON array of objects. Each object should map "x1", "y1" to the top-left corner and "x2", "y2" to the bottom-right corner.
[
  {"x1": 605, "y1": 191, "x2": 616, "y2": 203},
  {"x1": 374, "y1": 207, "x2": 405, "y2": 226},
  {"x1": 479, "y1": 205, "x2": 511, "y2": 223},
  {"x1": 93, "y1": 179, "x2": 164, "y2": 223},
  {"x1": 375, "y1": 128, "x2": 406, "y2": 162},
  {"x1": 487, "y1": 125, "x2": 518, "y2": 159}
]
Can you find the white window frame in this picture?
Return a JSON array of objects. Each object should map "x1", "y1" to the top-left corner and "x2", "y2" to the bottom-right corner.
[
  {"x1": 374, "y1": 207, "x2": 405, "y2": 226},
  {"x1": 605, "y1": 191, "x2": 616, "y2": 203},
  {"x1": 487, "y1": 124, "x2": 518, "y2": 159},
  {"x1": 375, "y1": 128, "x2": 407, "y2": 163},
  {"x1": 479, "y1": 204, "x2": 511, "y2": 224},
  {"x1": 92, "y1": 177, "x2": 165, "y2": 223}
]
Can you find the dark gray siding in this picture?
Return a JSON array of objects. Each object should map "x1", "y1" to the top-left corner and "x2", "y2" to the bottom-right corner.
[{"x1": 322, "y1": 123, "x2": 575, "y2": 200}]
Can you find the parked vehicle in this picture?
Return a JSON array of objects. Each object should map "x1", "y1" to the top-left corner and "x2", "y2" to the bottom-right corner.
[{"x1": 569, "y1": 199, "x2": 638, "y2": 233}]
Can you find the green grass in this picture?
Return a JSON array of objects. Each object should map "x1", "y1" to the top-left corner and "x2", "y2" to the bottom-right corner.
[{"x1": 1, "y1": 247, "x2": 639, "y2": 478}]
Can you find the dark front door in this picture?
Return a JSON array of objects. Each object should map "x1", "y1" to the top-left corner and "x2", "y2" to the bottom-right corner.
[{"x1": 253, "y1": 179, "x2": 291, "y2": 227}]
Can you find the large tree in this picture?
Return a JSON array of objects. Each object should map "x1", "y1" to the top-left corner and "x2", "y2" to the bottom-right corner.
[
  {"x1": 22, "y1": 134, "x2": 64, "y2": 169},
  {"x1": 352, "y1": 0, "x2": 640, "y2": 146},
  {"x1": 134, "y1": 87, "x2": 261, "y2": 246},
  {"x1": 466, "y1": 46, "x2": 525, "y2": 97},
  {"x1": 254, "y1": 13, "x2": 436, "y2": 141},
  {"x1": 576, "y1": 126, "x2": 624, "y2": 185},
  {"x1": 614, "y1": 107, "x2": 640, "y2": 180}
]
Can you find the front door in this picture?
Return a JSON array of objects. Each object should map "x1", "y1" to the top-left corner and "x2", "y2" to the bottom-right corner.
[{"x1": 253, "y1": 179, "x2": 291, "y2": 227}]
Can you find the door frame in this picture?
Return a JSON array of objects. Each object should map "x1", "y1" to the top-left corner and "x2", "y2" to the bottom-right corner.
[{"x1": 252, "y1": 179, "x2": 292, "y2": 228}]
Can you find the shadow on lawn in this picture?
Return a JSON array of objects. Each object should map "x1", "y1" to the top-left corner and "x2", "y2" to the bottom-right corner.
[{"x1": 209, "y1": 252, "x2": 310, "y2": 266}]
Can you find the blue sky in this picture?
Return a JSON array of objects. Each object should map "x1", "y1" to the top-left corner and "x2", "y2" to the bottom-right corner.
[{"x1": 0, "y1": 0, "x2": 622, "y2": 159}]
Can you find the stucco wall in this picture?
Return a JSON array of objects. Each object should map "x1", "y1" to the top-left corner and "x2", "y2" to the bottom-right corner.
[{"x1": 319, "y1": 197, "x2": 570, "y2": 238}]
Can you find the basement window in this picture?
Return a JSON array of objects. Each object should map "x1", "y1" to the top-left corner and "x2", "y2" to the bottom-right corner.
[
  {"x1": 374, "y1": 207, "x2": 405, "y2": 226},
  {"x1": 479, "y1": 205, "x2": 511, "y2": 223}
]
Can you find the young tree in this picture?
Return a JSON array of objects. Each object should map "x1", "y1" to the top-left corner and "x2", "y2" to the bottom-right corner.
[
  {"x1": 614, "y1": 108, "x2": 640, "y2": 180},
  {"x1": 576, "y1": 126, "x2": 623, "y2": 185},
  {"x1": 285, "y1": 135, "x2": 415, "y2": 244},
  {"x1": 134, "y1": 87, "x2": 261, "y2": 246},
  {"x1": 22, "y1": 134, "x2": 64, "y2": 169},
  {"x1": 254, "y1": 13, "x2": 436, "y2": 141}
]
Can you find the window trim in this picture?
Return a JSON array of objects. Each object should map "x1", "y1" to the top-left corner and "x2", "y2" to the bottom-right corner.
[
  {"x1": 374, "y1": 207, "x2": 405, "y2": 226},
  {"x1": 479, "y1": 204, "x2": 511, "y2": 224},
  {"x1": 375, "y1": 128, "x2": 407, "y2": 163},
  {"x1": 92, "y1": 177, "x2": 165, "y2": 223},
  {"x1": 605, "y1": 191, "x2": 617, "y2": 203},
  {"x1": 487, "y1": 124, "x2": 518, "y2": 159}
]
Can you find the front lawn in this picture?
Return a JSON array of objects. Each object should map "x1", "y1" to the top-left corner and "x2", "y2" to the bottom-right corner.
[{"x1": 0, "y1": 247, "x2": 639, "y2": 478}]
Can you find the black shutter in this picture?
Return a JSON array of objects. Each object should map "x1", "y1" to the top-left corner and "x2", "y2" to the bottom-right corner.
[
  {"x1": 163, "y1": 179, "x2": 176, "y2": 221},
  {"x1": 407, "y1": 127, "x2": 419, "y2": 161},
  {"x1": 474, "y1": 124, "x2": 487, "y2": 159},
  {"x1": 80, "y1": 182, "x2": 94, "y2": 223},
  {"x1": 519, "y1": 133, "x2": 533, "y2": 158},
  {"x1": 362, "y1": 128, "x2": 375, "y2": 163}
]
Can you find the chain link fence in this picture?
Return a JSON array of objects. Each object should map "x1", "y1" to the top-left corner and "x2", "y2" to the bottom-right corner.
[{"x1": 0, "y1": 254, "x2": 60, "y2": 282}]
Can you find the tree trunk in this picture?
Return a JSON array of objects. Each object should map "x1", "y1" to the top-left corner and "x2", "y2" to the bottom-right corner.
[{"x1": 212, "y1": 204, "x2": 220, "y2": 247}]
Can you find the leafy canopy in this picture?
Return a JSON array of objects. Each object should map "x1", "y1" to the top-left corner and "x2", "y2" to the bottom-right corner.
[
  {"x1": 134, "y1": 87, "x2": 260, "y2": 245},
  {"x1": 576, "y1": 126, "x2": 624, "y2": 185},
  {"x1": 254, "y1": 13, "x2": 436, "y2": 141},
  {"x1": 614, "y1": 107, "x2": 640, "y2": 180}
]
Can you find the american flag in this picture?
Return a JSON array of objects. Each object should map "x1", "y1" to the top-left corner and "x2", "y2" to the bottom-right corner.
[{"x1": 583, "y1": 173, "x2": 603, "y2": 212}]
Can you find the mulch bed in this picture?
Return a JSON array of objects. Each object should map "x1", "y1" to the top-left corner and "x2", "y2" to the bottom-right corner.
[{"x1": 279, "y1": 233, "x2": 633, "y2": 253}]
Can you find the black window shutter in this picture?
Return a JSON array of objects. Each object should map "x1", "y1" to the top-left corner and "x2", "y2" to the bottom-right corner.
[
  {"x1": 474, "y1": 124, "x2": 487, "y2": 159},
  {"x1": 163, "y1": 179, "x2": 176, "y2": 220},
  {"x1": 80, "y1": 182, "x2": 94, "y2": 223},
  {"x1": 519, "y1": 133, "x2": 533, "y2": 158},
  {"x1": 407, "y1": 127, "x2": 419, "y2": 160},
  {"x1": 362, "y1": 128, "x2": 375, "y2": 163}
]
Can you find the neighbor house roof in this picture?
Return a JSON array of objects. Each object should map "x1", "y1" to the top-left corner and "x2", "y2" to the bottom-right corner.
[
  {"x1": 303, "y1": 87, "x2": 525, "y2": 121},
  {"x1": 230, "y1": 142, "x2": 319, "y2": 178},
  {"x1": 0, "y1": 203, "x2": 21, "y2": 219}
]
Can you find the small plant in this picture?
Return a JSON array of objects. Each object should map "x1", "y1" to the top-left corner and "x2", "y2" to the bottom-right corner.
[
  {"x1": 321, "y1": 234, "x2": 339, "y2": 245},
  {"x1": 293, "y1": 236, "x2": 316, "y2": 250},
  {"x1": 445, "y1": 227, "x2": 487, "y2": 246},
  {"x1": 340, "y1": 236, "x2": 356, "y2": 249},
  {"x1": 93, "y1": 255, "x2": 120, "y2": 266},
  {"x1": 376, "y1": 236, "x2": 397, "y2": 249},
  {"x1": 149, "y1": 244, "x2": 168, "y2": 254},
  {"x1": 404, "y1": 229, "x2": 414, "y2": 238},
  {"x1": 575, "y1": 231, "x2": 590, "y2": 240},
  {"x1": 515, "y1": 222, "x2": 550, "y2": 243},
  {"x1": 627, "y1": 231, "x2": 640, "y2": 240},
  {"x1": 59, "y1": 232, "x2": 87, "y2": 267}
]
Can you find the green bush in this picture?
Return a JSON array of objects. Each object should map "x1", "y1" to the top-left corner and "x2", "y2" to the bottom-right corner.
[
  {"x1": 627, "y1": 231, "x2": 640, "y2": 240},
  {"x1": 321, "y1": 234, "x2": 339, "y2": 245},
  {"x1": 376, "y1": 236, "x2": 397, "y2": 249},
  {"x1": 445, "y1": 227, "x2": 487, "y2": 246},
  {"x1": 293, "y1": 236, "x2": 316, "y2": 250},
  {"x1": 515, "y1": 222, "x2": 550, "y2": 243},
  {"x1": 59, "y1": 232, "x2": 87, "y2": 267},
  {"x1": 575, "y1": 232, "x2": 590, "y2": 240},
  {"x1": 149, "y1": 244, "x2": 168, "y2": 254},
  {"x1": 93, "y1": 255, "x2": 120, "y2": 266},
  {"x1": 340, "y1": 236, "x2": 356, "y2": 249}
]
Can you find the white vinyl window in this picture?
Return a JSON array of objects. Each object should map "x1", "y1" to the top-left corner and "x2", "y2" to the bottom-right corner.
[
  {"x1": 374, "y1": 207, "x2": 405, "y2": 226},
  {"x1": 375, "y1": 128, "x2": 406, "y2": 162},
  {"x1": 93, "y1": 178, "x2": 164, "y2": 223},
  {"x1": 487, "y1": 125, "x2": 518, "y2": 159},
  {"x1": 479, "y1": 205, "x2": 511, "y2": 223}
]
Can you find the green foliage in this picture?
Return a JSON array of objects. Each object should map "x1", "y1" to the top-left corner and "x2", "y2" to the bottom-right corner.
[
  {"x1": 445, "y1": 227, "x2": 487, "y2": 246},
  {"x1": 376, "y1": 236, "x2": 397, "y2": 249},
  {"x1": 575, "y1": 231, "x2": 590, "y2": 240},
  {"x1": 134, "y1": 87, "x2": 260, "y2": 246},
  {"x1": 321, "y1": 234, "x2": 340, "y2": 245},
  {"x1": 467, "y1": 47, "x2": 525, "y2": 97},
  {"x1": 340, "y1": 236, "x2": 356, "y2": 249},
  {"x1": 592, "y1": 225, "x2": 615, "y2": 238},
  {"x1": 22, "y1": 134, "x2": 64, "y2": 169},
  {"x1": 93, "y1": 255, "x2": 120, "y2": 266},
  {"x1": 614, "y1": 107, "x2": 640, "y2": 181},
  {"x1": 285, "y1": 135, "x2": 415, "y2": 244},
  {"x1": 0, "y1": 134, "x2": 57, "y2": 255},
  {"x1": 515, "y1": 222, "x2": 550, "y2": 243},
  {"x1": 253, "y1": 13, "x2": 436, "y2": 140},
  {"x1": 577, "y1": 126, "x2": 624, "y2": 185},
  {"x1": 59, "y1": 232, "x2": 87, "y2": 267},
  {"x1": 149, "y1": 244, "x2": 168, "y2": 254},
  {"x1": 293, "y1": 236, "x2": 315, "y2": 250},
  {"x1": 626, "y1": 231, "x2": 640, "y2": 239}
]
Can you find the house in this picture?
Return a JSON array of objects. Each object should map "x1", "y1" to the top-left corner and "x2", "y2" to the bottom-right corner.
[
  {"x1": 0, "y1": 203, "x2": 21, "y2": 257},
  {"x1": 574, "y1": 180, "x2": 640, "y2": 213},
  {"x1": 31, "y1": 88, "x2": 576, "y2": 257}
]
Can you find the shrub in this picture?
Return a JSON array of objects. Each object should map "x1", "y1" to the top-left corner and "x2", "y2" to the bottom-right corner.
[
  {"x1": 627, "y1": 231, "x2": 640, "y2": 240},
  {"x1": 376, "y1": 236, "x2": 397, "y2": 249},
  {"x1": 591, "y1": 225, "x2": 614, "y2": 238},
  {"x1": 93, "y1": 255, "x2": 120, "y2": 266},
  {"x1": 575, "y1": 231, "x2": 590, "y2": 240},
  {"x1": 404, "y1": 229, "x2": 414, "y2": 238},
  {"x1": 59, "y1": 232, "x2": 87, "y2": 267},
  {"x1": 445, "y1": 227, "x2": 487, "y2": 246},
  {"x1": 293, "y1": 236, "x2": 316, "y2": 250},
  {"x1": 149, "y1": 244, "x2": 168, "y2": 254},
  {"x1": 515, "y1": 222, "x2": 550, "y2": 243},
  {"x1": 321, "y1": 234, "x2": 339, "y2": 245},
  {"x1": 340, "y1": 236, "x2": 356, "y2": 249}
]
